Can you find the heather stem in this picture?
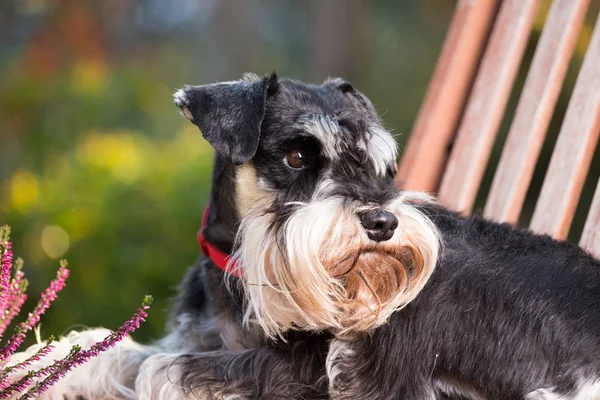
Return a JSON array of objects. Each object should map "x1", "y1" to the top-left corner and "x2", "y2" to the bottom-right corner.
[
  {"x1": 0, "y1": 225, "x2": 153, "y2": 397},
  {"x1": 22, "y1": 295, "x2": 153, "y2": 399},
  {"x1": 0, "y1": 259, "x2": 28, "y2": 337},
  {"x1": 0, "y1": 226, "x2": 14, "y2": 327},
  {"x1": 0, "y1": 263, "x2": 69, "y2": 365},
  {"x1": 0, "y1": 347, "x2": 66, "y2": 399},
  {"x1": 0, "y1": 338, "x2": 54, "y2": 390}
]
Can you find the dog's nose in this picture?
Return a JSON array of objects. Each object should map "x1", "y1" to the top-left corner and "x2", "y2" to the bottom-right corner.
[{"x1": 358, "y1": 209, "x2": 399, "y2": 242}]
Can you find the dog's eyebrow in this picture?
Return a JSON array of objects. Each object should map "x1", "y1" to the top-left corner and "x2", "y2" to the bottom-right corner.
[
  {"x1": 297, "y1": 114, "x2": 342, "y2": 160},
  {"x1": 367, "y1": 125, "x2": 398, "y2": 176},
  {"x1": 295, "y1": 114, "x2": 397, "y2": 176}
]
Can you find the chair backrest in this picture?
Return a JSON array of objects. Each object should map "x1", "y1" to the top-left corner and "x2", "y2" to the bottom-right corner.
[{"x1": 395, "y1": 0, "x2": 600, "y2": 258}]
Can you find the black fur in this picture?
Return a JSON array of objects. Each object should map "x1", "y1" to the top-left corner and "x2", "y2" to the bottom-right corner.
[
  {"x1": 179, "y1": 73, "x2": 277, "y2": 164},
  {"x1": 331, "y1": 204, "x2": 600, "y2": 398}
]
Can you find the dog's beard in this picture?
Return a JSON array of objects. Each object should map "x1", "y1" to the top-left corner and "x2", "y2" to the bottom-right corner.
[{"x1": 232, "y1": 191, "x2": 440, "y2": 339}]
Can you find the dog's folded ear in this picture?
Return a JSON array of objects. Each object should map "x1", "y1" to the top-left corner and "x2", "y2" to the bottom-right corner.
[
  {"x1": 174, "y1": 73, "x2": 278, "y2": 164},
  {"x1": 326, "y1": 77, "x2": 378, "y2": 116}
]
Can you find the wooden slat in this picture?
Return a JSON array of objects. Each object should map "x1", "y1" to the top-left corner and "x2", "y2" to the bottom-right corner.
[
  {"x1": 580, "y1": 178, "x2": 600, "y2": 259},
  {"x1": 438, "y1": 0, "x2": 540, "y2": 214},
  {"x1": 394, "y1": 0, "x2": 499, "y2": 192},
  {"x1": 530, "y1": 13, "x2": 600, "y2": 239},
  {"x1": 484, "y1": 0, "x2": 590, "y2": 223}
]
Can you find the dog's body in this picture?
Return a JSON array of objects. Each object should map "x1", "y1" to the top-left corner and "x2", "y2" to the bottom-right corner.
[
  {"x1": 7, "y1": 74, "x2": 600, "y2": 400},
  {"x1": 162, "y1": 205, "x2": 600, "y2": 400}
]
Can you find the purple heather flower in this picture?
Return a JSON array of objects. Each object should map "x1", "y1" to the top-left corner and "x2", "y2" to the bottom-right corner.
[
  {"x1": 0, "y1": 226, "x2": 14, "y2": 325},
  {"x1": 0, "y1": 263, "x2": 69, "y2": 364},
  {"x1": 0, "y1": 259, "x2": 28, "y2": 337},
  {"x1": 0, "y1": 225, "x2": 152, "y2": 398},
  {"x1": 0, "y1": 339, "x2": 54, "y2": 391},
  {"x1": 20, "y1": 296, "x2": 153, "y2": 399}
]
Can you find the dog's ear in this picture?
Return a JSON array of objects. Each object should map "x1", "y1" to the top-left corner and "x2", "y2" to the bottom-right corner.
[
  {"x1": 174, "y1": 73, "x2": 278, "y2": 164},
  {"x1": 326, "y1": 77, "x2": 378, "y2": 115}
]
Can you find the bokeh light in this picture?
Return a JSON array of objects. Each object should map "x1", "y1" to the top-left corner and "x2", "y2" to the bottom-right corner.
[{"x1": 41, "y1": 224, "x2": 70, "y2": 259}]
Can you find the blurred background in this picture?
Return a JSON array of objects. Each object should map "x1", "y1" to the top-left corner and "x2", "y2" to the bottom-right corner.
[{"x1": 0, "y1": 0, "x2": 599, "y2": 344}]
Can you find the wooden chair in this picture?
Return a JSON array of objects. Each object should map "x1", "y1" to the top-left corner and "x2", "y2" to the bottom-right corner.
[{"x1": 395, "y1": 0, "x2": 600, "y2": 258}]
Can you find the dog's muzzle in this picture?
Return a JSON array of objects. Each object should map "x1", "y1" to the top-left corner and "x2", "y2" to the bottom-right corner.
[{"x1": 234, "y1": 192, "x2": 441, "y2": 339}]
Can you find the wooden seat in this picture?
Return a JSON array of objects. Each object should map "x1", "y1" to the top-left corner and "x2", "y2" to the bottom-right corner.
[{"x1": 395, "y1": 0, "x2": 600, "y2": 258}]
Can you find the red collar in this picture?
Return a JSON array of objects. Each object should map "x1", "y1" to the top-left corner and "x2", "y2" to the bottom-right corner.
[{"x1": 197, "y1": 205, "x2": 242, "y2": 277}]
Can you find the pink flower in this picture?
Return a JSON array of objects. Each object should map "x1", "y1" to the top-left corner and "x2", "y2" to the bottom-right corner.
[
  {"x1": 0, "y1": 226, "x2": 14, "y2": 331},
  {"x1": 0, "y1": 263, "x2": 69, "y2": 364},
  {"x1": 21, "y1": 296, "x2": 152, "y2": 399},
  {"x1": 0, "y1": 259, "x2": 28, "y2": 338},
  {"x1": 0, "y1": 225, "x2": 152, "y2": 398},
  {"x1": 0, "y1": 339, "x2": 54, "y2": 391}
]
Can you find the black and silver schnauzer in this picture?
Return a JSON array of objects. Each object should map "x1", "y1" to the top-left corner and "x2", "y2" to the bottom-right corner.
[{"x1": 10, "y1": 73, "x2": 600, "y2": 399}]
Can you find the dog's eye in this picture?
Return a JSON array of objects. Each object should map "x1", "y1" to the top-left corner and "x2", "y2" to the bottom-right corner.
[{"x1": 284, "y1": 149, "x2": 307, "y2": 169}]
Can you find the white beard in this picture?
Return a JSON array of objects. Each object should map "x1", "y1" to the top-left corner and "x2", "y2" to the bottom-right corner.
[{"x1": 233, "y1": 190, "x2": 440, "y2": 339}]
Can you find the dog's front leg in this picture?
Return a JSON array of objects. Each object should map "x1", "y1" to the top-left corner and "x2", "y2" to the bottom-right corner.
[{"x1": 135, "y1": 344, "x2": 329, "y2": 400}]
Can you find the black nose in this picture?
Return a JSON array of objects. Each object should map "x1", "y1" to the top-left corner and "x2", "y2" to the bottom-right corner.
[{"x1": 357, "y1": 209, "x2": 399, "y2": 242}]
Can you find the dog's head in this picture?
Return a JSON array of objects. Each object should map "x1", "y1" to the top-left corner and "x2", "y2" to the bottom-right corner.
[{"x1": 174, "y1": 73, "x2": 439, "y2": 339}]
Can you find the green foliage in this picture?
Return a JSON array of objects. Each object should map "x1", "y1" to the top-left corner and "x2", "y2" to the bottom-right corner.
[
  {"x1": 1, "y1": 124, "x2": 213, "y2": 342},
  {"x1": 0, "y1": 56, "x2": 215, "y2": 341}
]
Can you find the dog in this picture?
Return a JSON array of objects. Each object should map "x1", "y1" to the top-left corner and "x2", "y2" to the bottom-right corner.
[{"x1": 7, "y1": 73, "x2": 600, "y2": 400}]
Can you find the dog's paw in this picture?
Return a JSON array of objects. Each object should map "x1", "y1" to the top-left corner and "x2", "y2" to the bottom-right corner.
[
  {"x1": 136, "y1": 353, "x2": 250, "y2": 400},
  {"x1": 136, "y1": 353, "x2": 189, "y2": 399}
]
